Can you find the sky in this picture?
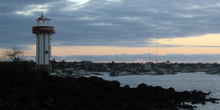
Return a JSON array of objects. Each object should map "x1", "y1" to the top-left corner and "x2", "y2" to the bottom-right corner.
[{"x1": 1, "y1": 0, "x2": 220, "y2": 62}]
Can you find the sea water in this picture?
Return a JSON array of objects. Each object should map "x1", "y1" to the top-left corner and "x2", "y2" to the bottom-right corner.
[{"x1": 94, "y1": 72, "x2": 220, "y2": 110}]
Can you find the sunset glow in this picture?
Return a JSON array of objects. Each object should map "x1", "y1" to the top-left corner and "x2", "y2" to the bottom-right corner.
[
  {"x1": 157, "y1": 34, "x2": 220, "y2": 47},
  {"x1": 22, "y1": 33, "x2": 220, "y2": 57}
]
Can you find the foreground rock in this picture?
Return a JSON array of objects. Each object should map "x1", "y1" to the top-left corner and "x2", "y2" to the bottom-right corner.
[{"x1": 0, "y1": 76, "x2": 218, "y2": 110}]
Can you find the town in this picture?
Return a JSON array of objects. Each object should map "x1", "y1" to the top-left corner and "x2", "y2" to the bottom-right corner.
[{"x1": 51, "y1": 60, "x2": 220, "y2": 77}]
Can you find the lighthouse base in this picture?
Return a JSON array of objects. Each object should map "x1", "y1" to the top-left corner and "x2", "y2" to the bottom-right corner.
[{"x1": 36, "y1": 64, "x2": 51, "y2": 73}]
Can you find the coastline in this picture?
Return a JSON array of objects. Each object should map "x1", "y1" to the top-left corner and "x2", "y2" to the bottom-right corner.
[{"x1": 0, "y1": 75, "x2": 218, "y2": 110}]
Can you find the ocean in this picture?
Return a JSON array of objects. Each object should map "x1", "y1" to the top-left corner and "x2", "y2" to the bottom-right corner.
[{"x1": 93, "y1": 72, "x2": 220, "y2": 110}]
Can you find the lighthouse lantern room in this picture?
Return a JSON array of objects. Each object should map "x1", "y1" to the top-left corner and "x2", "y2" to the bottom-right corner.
[{"x1": 33, "y1": 14, "x2": 55, "y2": 71}]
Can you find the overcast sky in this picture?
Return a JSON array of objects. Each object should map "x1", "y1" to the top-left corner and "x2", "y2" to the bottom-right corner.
[{"x1": 1, "y1": 0, "x2": 220, "y2": 62}]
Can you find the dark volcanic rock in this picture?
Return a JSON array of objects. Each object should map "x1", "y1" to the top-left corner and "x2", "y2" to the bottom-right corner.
[{"x1": 0, "y1": 76, "x2": 219, "y2": 110}]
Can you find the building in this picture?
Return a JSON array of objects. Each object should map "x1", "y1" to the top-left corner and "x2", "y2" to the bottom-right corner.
[{"x1": 32, "y1": 14, "x2": 56, "y2": 72}]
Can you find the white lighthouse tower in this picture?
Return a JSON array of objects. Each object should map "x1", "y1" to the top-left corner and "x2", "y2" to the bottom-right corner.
[{"x1": 32, "y1": 14, "x2": 55, "y2": 71}]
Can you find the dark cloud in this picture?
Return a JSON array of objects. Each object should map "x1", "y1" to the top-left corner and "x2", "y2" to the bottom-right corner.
[{"x1": 1, "y1": 0, "x2": 220, "y2": 48}]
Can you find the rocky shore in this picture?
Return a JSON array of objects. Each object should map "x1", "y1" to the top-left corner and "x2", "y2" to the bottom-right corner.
[{"x1": 0, "y1": 74, "x2": 219, "y2": 110}]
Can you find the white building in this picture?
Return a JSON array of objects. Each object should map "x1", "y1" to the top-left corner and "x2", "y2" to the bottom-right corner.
[{"x1": 32, "y1": 14, "x2": 56, "y2": 71}]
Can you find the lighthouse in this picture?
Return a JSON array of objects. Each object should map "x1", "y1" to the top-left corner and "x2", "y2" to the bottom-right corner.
[{"x1": 32, "y1": 14, "x2": 55, "y2": 71}]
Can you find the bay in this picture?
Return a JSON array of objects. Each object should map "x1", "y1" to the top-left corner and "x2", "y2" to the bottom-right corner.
[{"x1": 93, "y1": 72, "x2": 220, "y2": 110}]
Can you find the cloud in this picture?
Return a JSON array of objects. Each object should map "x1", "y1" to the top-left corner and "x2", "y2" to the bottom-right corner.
[
  {"x1": 107, "y1": 0, "x2": 122, "y2": 2},
  {"x1": 60, "y1": 0, "x2": 90, "y2": 11},
  {"x1": 15, "y1": 4, "x2": 50, "y2": 16},
  {"x1": 2, "y1": 0, "x2": 220, "y2": 49}
]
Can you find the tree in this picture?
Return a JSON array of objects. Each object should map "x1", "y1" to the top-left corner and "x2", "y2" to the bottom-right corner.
[{"x1": 3, "y1": 46, "x2": 24, "y2": 62}]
